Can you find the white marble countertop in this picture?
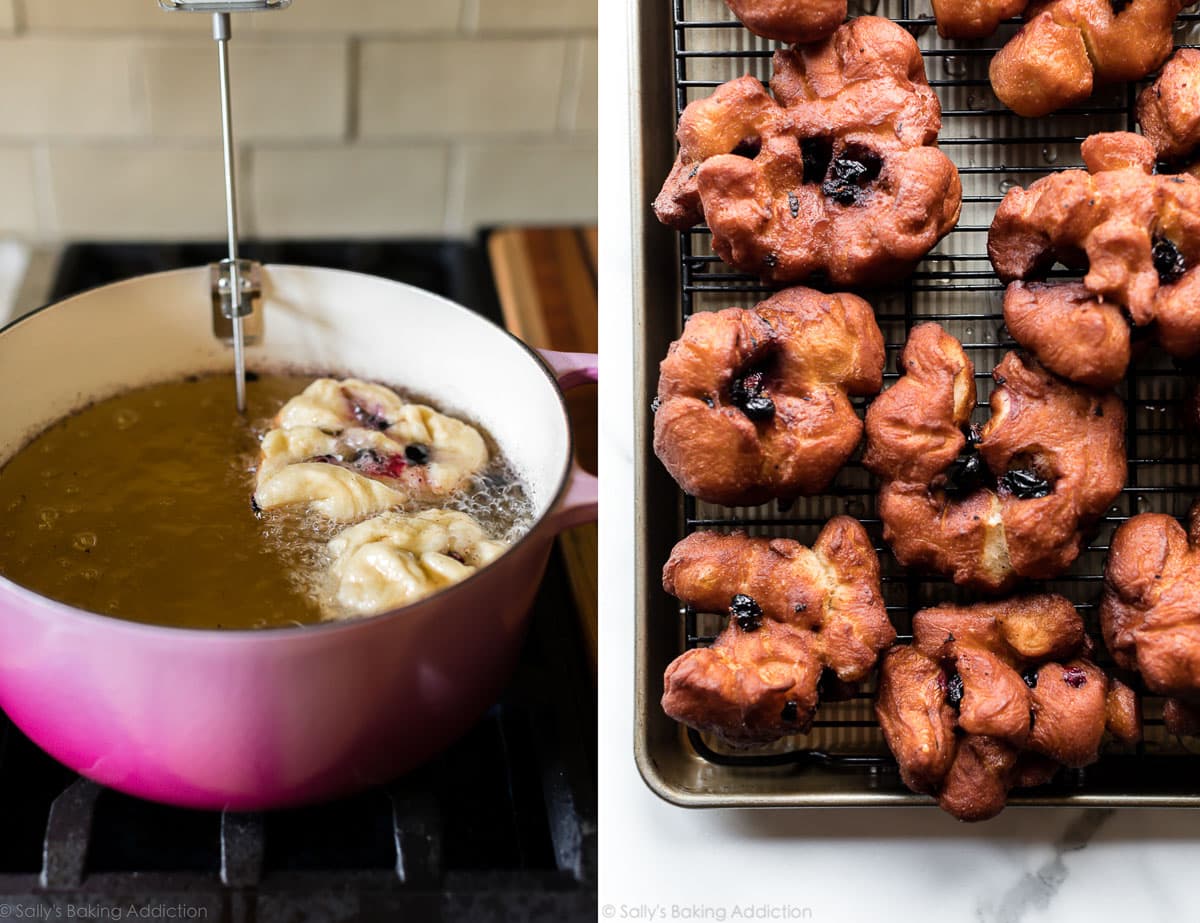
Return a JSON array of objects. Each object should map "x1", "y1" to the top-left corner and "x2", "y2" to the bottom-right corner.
[{"x1": 598, "y1": 4, "x2": 1200, "y2": 918}]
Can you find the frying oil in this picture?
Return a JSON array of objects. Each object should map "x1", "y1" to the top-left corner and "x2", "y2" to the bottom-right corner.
[{"x1": 0, "y1": 373, "x2": 532, "y2": 629}]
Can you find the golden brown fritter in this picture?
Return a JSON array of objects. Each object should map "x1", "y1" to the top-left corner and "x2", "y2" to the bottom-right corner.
[
  {"x1": 1002, "y1": 281, "x2": 1131, "y2": 390},
  {"x1": 990, "y1": 132, "x2": 1200, "y2": 359},
  {"x1": 653, "y1": 17, "x2": 961, "y2": 287},
  {"x1": 1101, "y1": 502, "x2": 1200, "y2": 734},
  {"x1": 1138, "y1": 48, "x2": 1200, "y2": 166},
  {"x1": 877, "y1": 596, "x2": 1141, "y2": 821},
  {"x1": 723, "y1": 0, "x2": 846, "y2": 43},
  {"x1": 989, "y1": 0, "x2": 1183, "y2": 117},
  {"x1": 653, "y1": 287, "x2": 884, "y2": 507},
  {"x1": 863, "y1": 323, "x2": 1126, "y2": 593},
  {"x1": 661, "y1": 517, "x2": 894, "y2": 747},
  {"x1": 931, "y1": 0, "x2": 1027, "y2": 38}
]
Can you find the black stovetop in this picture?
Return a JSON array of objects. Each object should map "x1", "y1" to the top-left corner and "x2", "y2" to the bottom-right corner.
[{"x1": 0, "y1": 240, "x2": 596, "y2": 922}]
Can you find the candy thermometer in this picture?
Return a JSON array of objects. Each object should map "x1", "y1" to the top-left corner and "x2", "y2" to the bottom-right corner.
[{"x1": 158, "y1": 0, "x2": 292, "y2": 412}]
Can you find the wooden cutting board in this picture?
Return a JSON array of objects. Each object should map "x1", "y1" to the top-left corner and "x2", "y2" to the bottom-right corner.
[{"x1": 488, "y1": 228, "x2": 598, "y2": 674}]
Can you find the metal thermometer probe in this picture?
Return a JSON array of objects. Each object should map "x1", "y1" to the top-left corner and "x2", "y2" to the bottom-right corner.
[
  {"x1": 158, "y1": 1, "x2": 290, "y2": 412},
  {"x1": 214, "y1": 11, "x2": 247, "y2": 413}
]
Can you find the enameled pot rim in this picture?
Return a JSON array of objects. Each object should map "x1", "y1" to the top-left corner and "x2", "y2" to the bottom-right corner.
[{"x1": 0, "y1": 264, "x2": 577, "y2": 642}]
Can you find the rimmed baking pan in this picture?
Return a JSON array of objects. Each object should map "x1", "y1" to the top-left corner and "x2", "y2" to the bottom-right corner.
[{"x1": 633, "y1": 0, "x2": 1200, "y2": 808}]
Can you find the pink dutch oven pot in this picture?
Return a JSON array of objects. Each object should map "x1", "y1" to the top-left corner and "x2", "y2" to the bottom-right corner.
[{"x1": 0, "y1": 265, "x2": 597, "y2": 810}]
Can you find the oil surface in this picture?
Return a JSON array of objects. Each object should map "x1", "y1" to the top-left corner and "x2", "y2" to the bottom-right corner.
[{"x1": 0, "y1": 374, "x2": 531, "y2": 629}]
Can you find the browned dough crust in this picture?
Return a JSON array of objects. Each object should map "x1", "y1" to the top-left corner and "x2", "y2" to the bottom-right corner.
[
  {"x1": 653, "y1": 17, "x2": 961, "y2": 287},
  {"x1": 988, "y1": 0, "x2": 1182, "y2": 117},
  {"x1": 1101, "y1": 502, "x2": 1200, "y2": 734},
  {"x1": 989, "y1": 132, "x2": 1200, "y2": 359},
  {"x1": 863, "y1": 323, "x2": 1126, "y2": 592},
  {"x1": 653, "y1": 286, "x2": 884, "y2": 507},
  {"x1": 931, "y1": 0, "x2": 1028, "y2": 38},
  {"x1": 1138, "y1": 48, "x2": 1200, "y2": 171},
  {"x1": 661, "y1": 517, "x2": 894, "y2": 747},
  {"x1": 723, "y1": 0, "x2": 846, "y2": 44},
  {"x1": 877, "y1": 595, "x2": 1141, "y2": 821},
  {"x1": 1002, "y1": 281, "x2": 1131, "y2": 390}
]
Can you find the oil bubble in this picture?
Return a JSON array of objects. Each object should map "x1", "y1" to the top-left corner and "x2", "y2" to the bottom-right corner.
[{"x1": 72, "y1": 531, "x2": 98, "y2": 551}]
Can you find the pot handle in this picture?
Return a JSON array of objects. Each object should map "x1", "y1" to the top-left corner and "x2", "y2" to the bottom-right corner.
[{"x1": 539, "y1": 348, "x2": 598, "y2": 531}]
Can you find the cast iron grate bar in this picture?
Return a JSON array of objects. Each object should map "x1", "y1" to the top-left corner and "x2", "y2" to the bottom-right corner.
[
  {"x1": 41, "y1": 779, "x2": 100, "y2": 890},
  {"x1": 387, "y1": 785, "x2": 442, "y2": 886},
  {"x1": 666, "y1": 0, "x2": 1197, "y2": 772},
  {"x1": 218, "y1": 812, "x2": 264, "y2": 888}
]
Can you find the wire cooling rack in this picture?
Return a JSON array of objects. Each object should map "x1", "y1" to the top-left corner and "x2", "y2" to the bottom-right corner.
[{"x1": 667, "y1": 0, "x2": 1200, "y2": 770}]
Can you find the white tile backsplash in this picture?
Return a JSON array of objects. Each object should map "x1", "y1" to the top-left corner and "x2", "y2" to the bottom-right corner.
[
  {"x1": 472, "y1": 0, "x2": 597, "y2": 32},
  {"x1": 238, "y1": 0, "x2": 464, "y2": 34},
  {"x1": 0, "y1": 147, "x2": 38, "y2": 235},
  {"x1": 143, "y1": 39, "x2": 349, "y2": 140},
  {"x1": 45, "y1": 143, "x2": 230, "y2": 238},
  {"x1": 564, "y1": 37, "x2": 598, "y2": 133},
  {"x1": 22, "y1": 0, "x2": 464, "y2": 35},
  {"x1": 22, "y1": 0, "x2": 198, "y2": 33},
  {"x1": 453, "y1": 139, "x2": 597, "y2": 229},
  {"x1": 0, "y1": 1, "x2": 596, "y2": 240},
  {"x1": 0, "y1": 38, "x2": 145, "y2": 139},
  {"x1": 251, "y1": 144, "x2": 450, "y2": 236},
  {"x1": 359, "y1": 37, "x2": 568, "y2": 139}
]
